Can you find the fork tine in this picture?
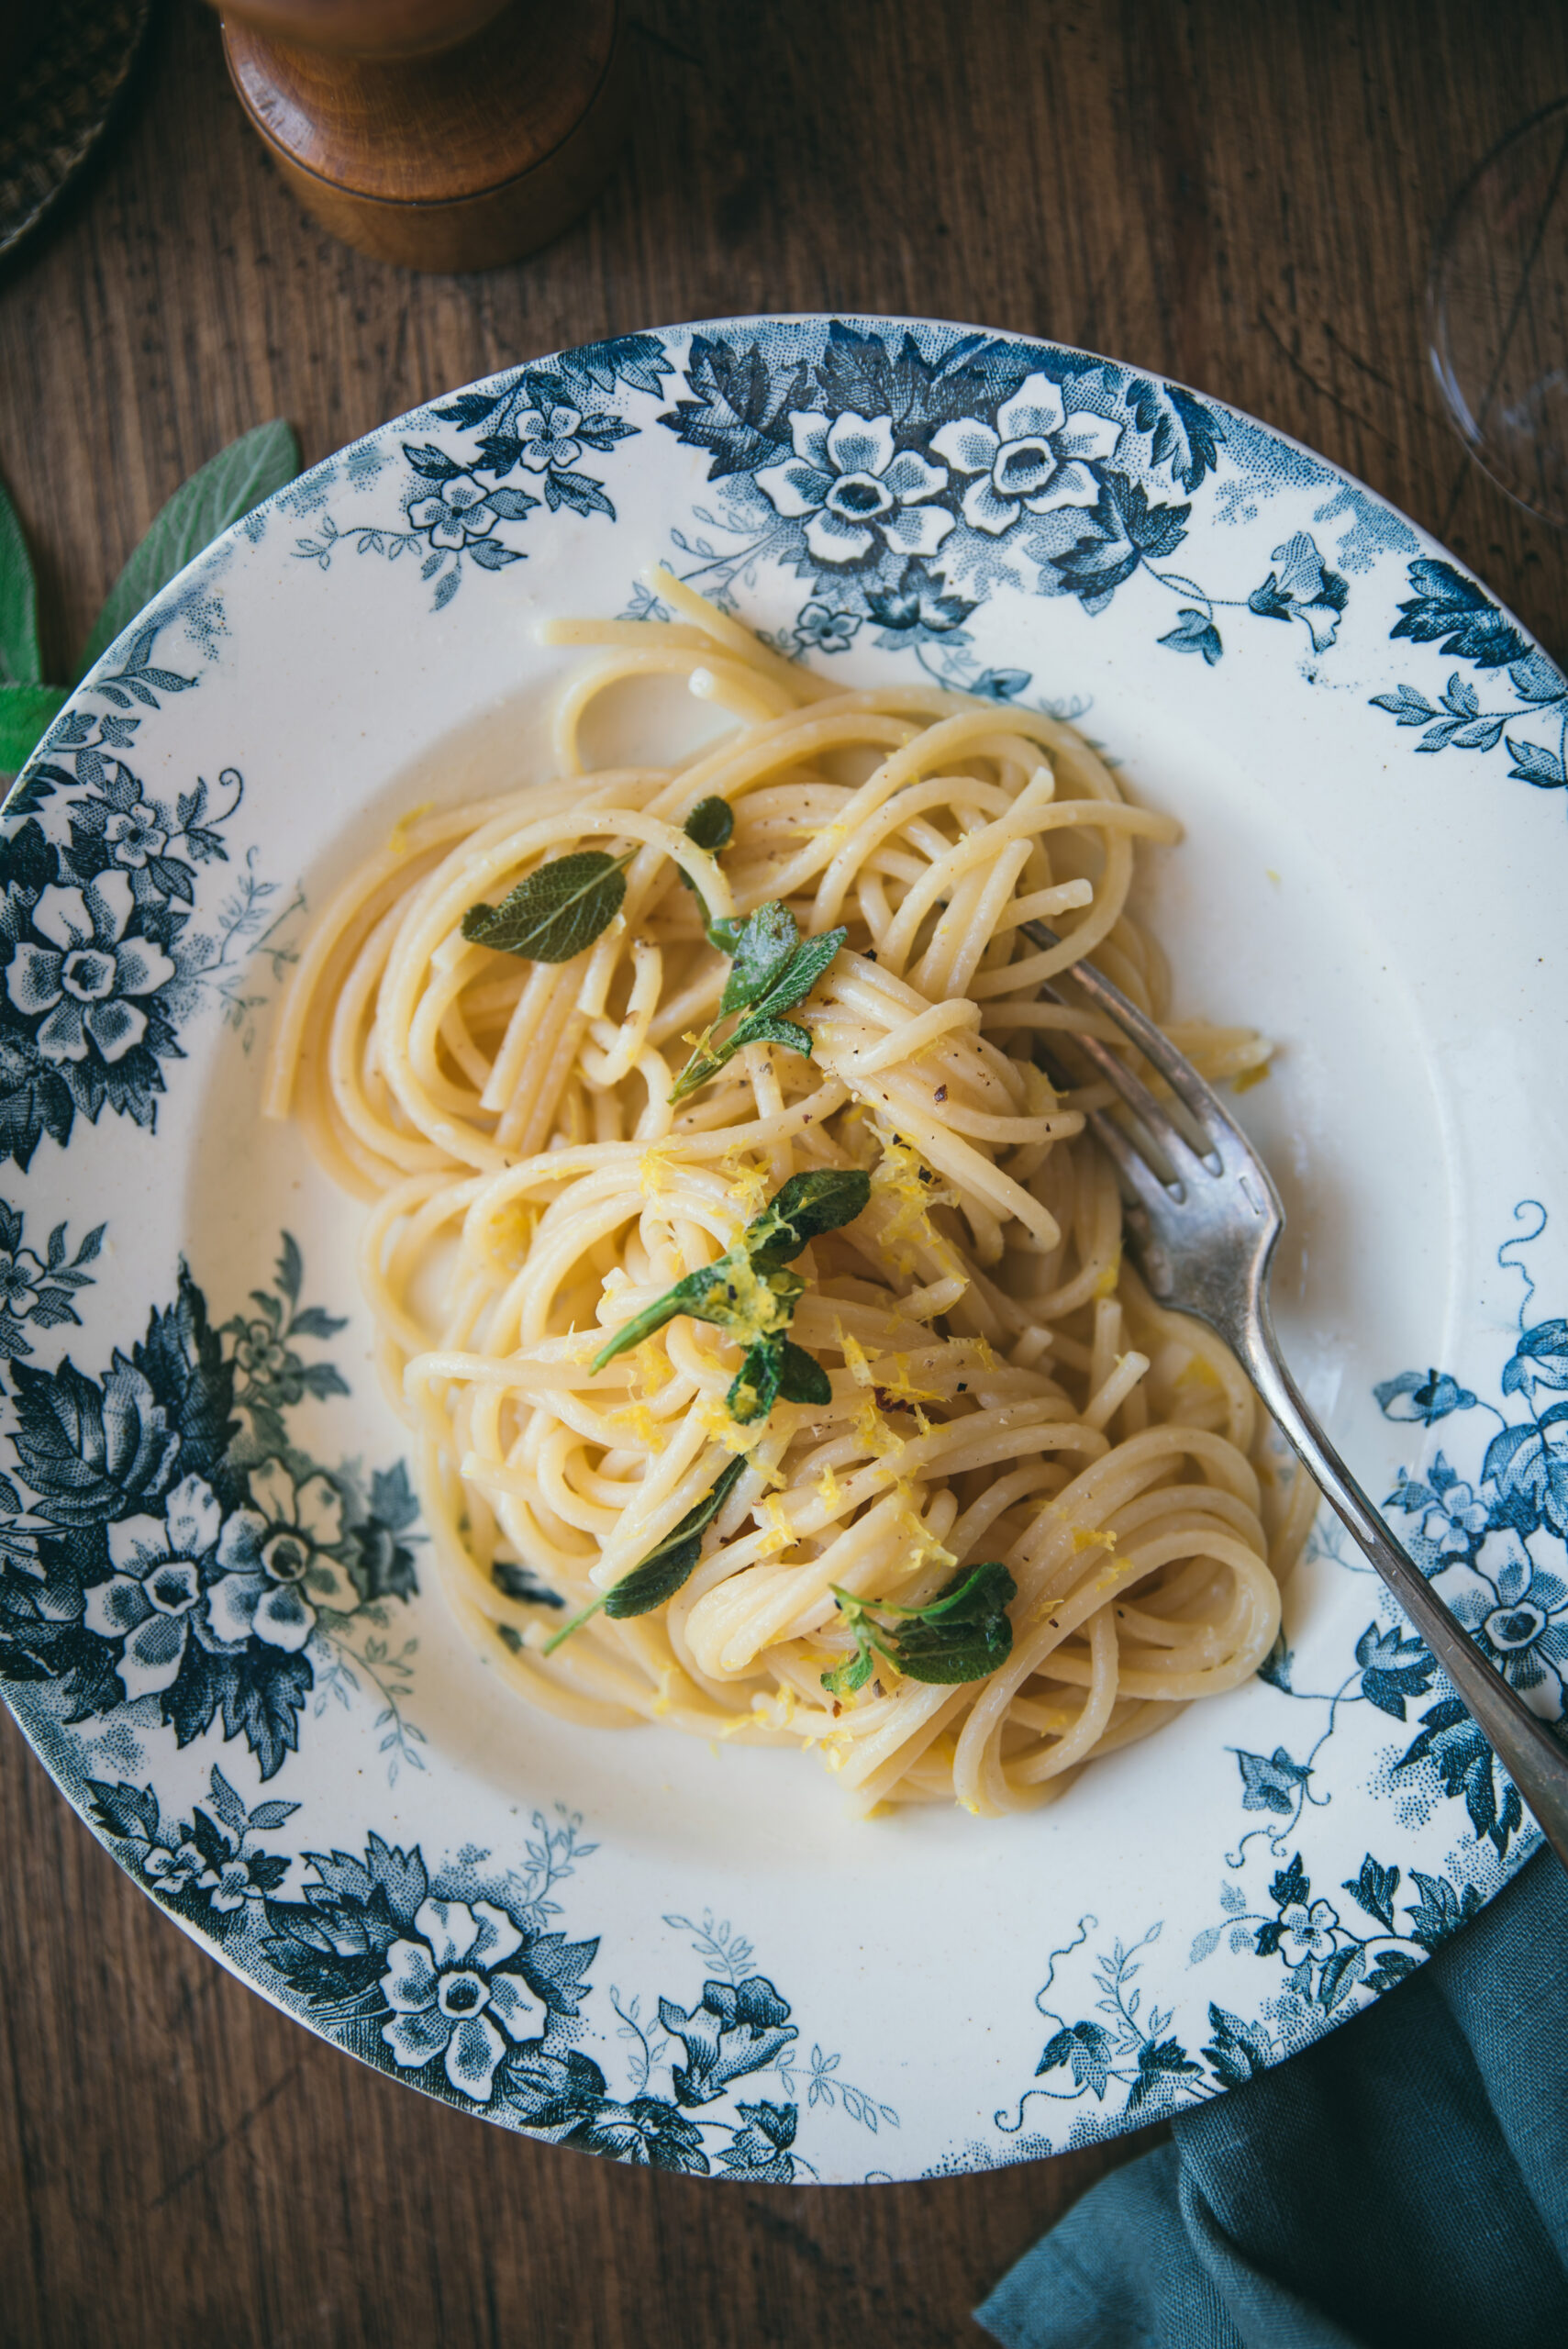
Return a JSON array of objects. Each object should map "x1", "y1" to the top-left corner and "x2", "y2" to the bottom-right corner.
[
  {"x1": 1081, "y1": 1101, "x2": 1178, "y2": 1218},
  {"x1": 1020, "y1": 918, "x2": 1262, "y2": 1174},
  {"x1": 1042, "y1": 1010, "x2": 1212, "y2": 1183},
  {"x1": 1021, "y1": 921, "x2": 1225, "y2": 1130}
]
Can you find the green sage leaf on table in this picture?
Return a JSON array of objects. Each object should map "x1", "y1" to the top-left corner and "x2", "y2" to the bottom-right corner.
[
  {"x1": 462, "y1": 848, "x2": 636, "y2": 963},
  {"x1": 821, "y1": 1561, "x2": 1017, "y2": 1698},
  {"x1": 0, "y1": 684, "x2": 67, "y2": 774},
  {"x1": 0, "y1": 467, "x2": 43, "y2": 688},
  {"x1": 76, "y1": 419, "x2": 301, "y2": 679},
  {"x1": 671, "y1": 901, "x2": 848, "y2": 1100},
  {"x1": 545, "y1": 1454, "x2": 750, "y2": 1650}
]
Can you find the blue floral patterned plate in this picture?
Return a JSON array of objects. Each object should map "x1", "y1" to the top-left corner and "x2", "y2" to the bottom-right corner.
[{"x1": 3, "y1": 315, "x2": 1565, "y2": 2181}]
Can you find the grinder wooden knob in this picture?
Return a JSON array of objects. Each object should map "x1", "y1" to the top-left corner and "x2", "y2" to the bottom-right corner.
[{"x1": 212, "y1": 0, "x2": 629, "y2": 271}]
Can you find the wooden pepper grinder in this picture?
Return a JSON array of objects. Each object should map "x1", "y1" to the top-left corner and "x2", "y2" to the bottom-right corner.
[{"x1": 210, "y1": 0, "x2": 629, "y2": 271}]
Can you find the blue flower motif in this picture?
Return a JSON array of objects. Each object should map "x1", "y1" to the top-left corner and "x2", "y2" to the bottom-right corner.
[
  {"x1": 515, "y1": 402, "x2": 584, "y2": 473},
  {"x1": 407, "y1": 477, "x2": 501, "y2": 551},
  {"x1": 1429, "y1": 1529, "x2": 1568, "y2": 1720},
  {"x1": 103, "y1": 802, "x2": 169, "y2": 869},
  {"x1": 83, "y1": 1475, "x2": 224, "y2": 1700},
  {"x1": 379, "y1": 1896, "x2": 540, "y2": 2102},
  {"x1": 930, "y1": 372, "x2": 1122, "y2": 533},
  {"x1": 1373, "y1": 1368, "x2": 1477, "y2": 1423},
  {"x1": 794, "y1": 602, "x2": 860, "y2": 653},
  {"x1": 756, "y1": 412, "x2": 951, "y2": 566},
  {"x1": 658, "y1": 1974, "x2": 797, "y2": 2106},
  {"x1": 6, "y1": 874, "x2": 175, "y2": 1067},
  {"x1": 205, "y1": 1458, "x2": 356, "y2": 1652},
  {"x1": 1278, "y1": 1898, "x2": 1338, "y2": 1965}
]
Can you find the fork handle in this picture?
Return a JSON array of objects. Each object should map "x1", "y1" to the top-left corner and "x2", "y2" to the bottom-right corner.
[{"x1": 1233, "y1": 1292, "x2": 1568, "y2": 1874}]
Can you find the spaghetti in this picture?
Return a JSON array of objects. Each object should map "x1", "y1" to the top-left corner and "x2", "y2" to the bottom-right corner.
[{"x1": 264, "y1": 572, "x2": 1314, "y2": 1815}]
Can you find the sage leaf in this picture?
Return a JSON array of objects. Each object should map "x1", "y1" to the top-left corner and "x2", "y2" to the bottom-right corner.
[
  {"x1": 0, "y1": 470, "x2": 41, "y2": 686},
  {"x1": 593, "y1": 1169, "x2": 867, "y2": 1408},
  {"x1": 775, "y1": 1337, "x2": 832, "y2": 1406},
  {"x1": 77, "y1": 420, "x2": 301, "y2": 679},
  {"x1": 734, "y1": 1015, "x2": 813, "y2": 1058},
  {"x1": 721, "y1": 899, "x2": 799, "y2": 1014},
  {"x1": 677, "y1": 795, "x2": 736, "y2": 944},
  {"x1": 727, "y1": 1339, "x2": 784, "y2": 1425},
  {"x1": 0, "y1": 684, "x2": 67, "y2": 775},
  {"x1": 463, "y1": 848, "x2": 634, "y2": 963},
  {"x1": 671, "y1": 901, "x2": 848, "y2": 1100},
  {"x1": 545, "y1": 1454, "x2": 748, "y2": 1647},
  {"x1": 822, "y1": 1562, "x2": 1016, "y2": 1694},
  {"x1": 683, "y1": 796, "x2": 734, "y2": 854},
  {"x1": 747, "y1": 1166, "x2": 872, "y2": 1263}
]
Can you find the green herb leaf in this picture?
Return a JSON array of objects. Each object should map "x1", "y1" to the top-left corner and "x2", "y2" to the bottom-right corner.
[
  {"x1": 727, "y1": 1339, "x2": 784, "y2": 1425},
  {"x1": 463, "y1": 848, "x2": 634, "y2": 963},
  {"x1": 721, "y1": 900, "x2": 799, "y2": 1014},
  {"x1": 593, "y1": 1169, "x2": 866, "y2": 1407},
  {"x1": 775, "y1": 1337, "x2": 832, "y2": 1406},
  {"x1": 545, "y1": 1454, "x2": 749, "y2": 1649},
  {"x1": 746, "y1": 1166, "x2": 872, "y2": 1264},
  {"x1": 821, "y1": 1562, "x2": 1017, "y2": 1695},
  {"x1": 77, "y1": 420, "x2": 301, "y2": 680},
  {"x1": 0, "y1": 683, "x2": 67, "y2": 775},
  {"x1": 671, "y1": 902, "x2": 847, "y2": 1101},
  {"x1": 737, "y1": 1016, "x2": 814, "y2": 1057},
  {"x1": 820, "y1": 1641, "x2": 876, "y2": 1699},
  {"x1": 683, "y1": 796, "x2": 734, "y2": 854},
  {"x1": 0, "y1": 469, "x2": 42, "y2": 686},
  {"x1": 676, "y1": 796, "x2": 738, "y2": 947}
]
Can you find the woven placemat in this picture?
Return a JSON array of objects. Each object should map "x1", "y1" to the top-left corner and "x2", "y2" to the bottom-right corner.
[{"x1": 0, "y1": 0, "x2": 152, "y2": 262}]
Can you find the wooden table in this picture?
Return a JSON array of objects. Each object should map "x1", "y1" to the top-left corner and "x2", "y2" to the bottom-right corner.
[{"x1": 2, "y1": 6, "x2": 1565, "y2": 2343}]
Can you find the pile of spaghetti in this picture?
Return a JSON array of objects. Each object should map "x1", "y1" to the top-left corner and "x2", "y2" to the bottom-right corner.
[{"x1": 264, "y1": 573, "x2": 1313, "y2": 1816}]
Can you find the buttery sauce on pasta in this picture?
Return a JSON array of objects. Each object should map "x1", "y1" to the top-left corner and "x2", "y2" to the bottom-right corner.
[{"x1": 263, "y1": 573, "x2": 1313, "y2": 1816}]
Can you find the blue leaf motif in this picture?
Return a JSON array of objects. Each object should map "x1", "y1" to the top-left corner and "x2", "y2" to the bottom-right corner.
[
  {"x1": 1389, "y1": 559, "x2": 1529, "y2": 670},
  {"x1": 1235, "y1": 1746, "x2": 1311, "y2": 1814},
  {"x1": 1126, "y1": 378, "x2": 1225, "y2": 490},
  {"x1": 1506, "y1": 738, "x2": 1566, "y2": 789},
  {"x1": 1353, "y1": 1622, "x2": 1437, "y2": 1720},
  {"x1": 1035, "y1": 2020, "x2": 1113, "y2": 2098},
  {"x1": 1158, "y1": 608, "x2": 1223, "y2": 664}
]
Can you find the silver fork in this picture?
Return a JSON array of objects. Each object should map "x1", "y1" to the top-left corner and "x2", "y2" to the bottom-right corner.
[{"x1": 1020, "y1": 919, "x2": 1568, "y2": 1872}]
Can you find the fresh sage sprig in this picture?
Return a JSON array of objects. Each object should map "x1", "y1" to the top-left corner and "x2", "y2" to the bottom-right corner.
[
  {"x1": 462, "y1": 848, "x2": 637, "y2": 963},
  {"x1": 593, "y1": 1165, "x2": 870, "y2": 1424},
  {"x1": 543, "y1": 1453, "x2": 750, "y2": 1653},
  {"x1": 1, "y1": 420, "x2": 300, "y2": 780},
  {"x1": 670, "y1": 900, "x2": 847, "y2": 1102},
  {"x1": 820, "y1": 1562, "x2": 1017, "y2": 1697},
  {"x1": 462, "y1": 796, "x2": 739, "y2": 966}
]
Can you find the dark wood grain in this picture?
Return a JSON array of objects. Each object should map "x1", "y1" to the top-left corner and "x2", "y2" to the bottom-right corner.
[{"x1": 2, "y1": 6, "x2": 1566, "y2": 2344}]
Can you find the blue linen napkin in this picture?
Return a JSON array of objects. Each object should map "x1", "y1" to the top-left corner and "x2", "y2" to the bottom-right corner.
[{"x1": 977, "y1": 1848, "x2": 1568, "y2": 2347}]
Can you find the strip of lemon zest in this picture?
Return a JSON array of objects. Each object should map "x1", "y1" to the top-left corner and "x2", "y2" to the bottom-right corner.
[
  {"x1": 838, "y1": 1325, "x2": 878, "y2": 1387},
  {"x1": 609, "y1": 1402, "x2": 664, "y2": 1451},
  {"x1": 639, "y1": 1146, "x2": 678, "y2": 1198},
  {"x1": 1072, "y1": 1526, "x2": 1119, "y2": 1553},
  {"x1": 1093, "y1": 1246, "x2": 1123, "y2": 1299},
  {"x1": 816, "y1": 1460, "x2": 844, "y2": 1512},
  {"x1": 758, "y1": 1493, "x2": 794, "y2": 1556},
  {"x1": 720, "y1": 1151, "x2": 772, "y2": 1217}
]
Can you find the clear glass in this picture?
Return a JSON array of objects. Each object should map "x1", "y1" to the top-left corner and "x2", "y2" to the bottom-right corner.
[{"x1": 1430, "y1": 98, "x2": 1568, "y2": 529}]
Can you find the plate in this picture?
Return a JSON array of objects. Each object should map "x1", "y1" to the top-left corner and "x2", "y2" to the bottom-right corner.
[{"x1": 3, "y1": 315, "x2": 1564, "y2": 2183}]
